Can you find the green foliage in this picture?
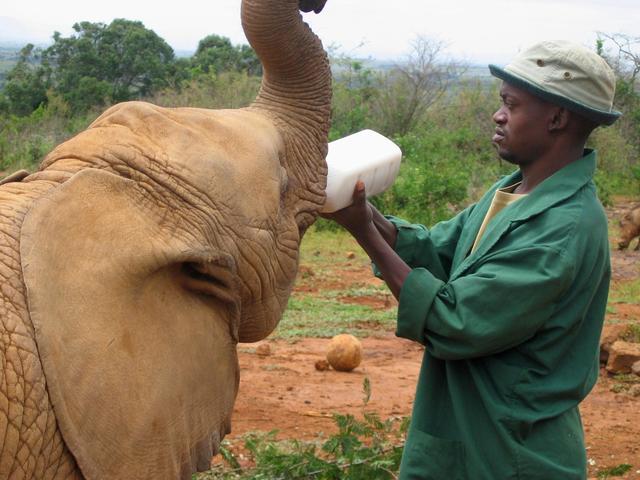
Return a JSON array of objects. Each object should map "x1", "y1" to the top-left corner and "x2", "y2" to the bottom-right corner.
[
  {"x1": 43, "y1": 20, "x2": 175, "y2": 110},
  {"x1": 192, "y1": 34, "x2": 261, "y2": 76},
  {"x1": 0, "y1": 46, "x2": 21, "y2": 90},
  {"x1": 374, "y1": 116, "x2": 508, "y2": 226},
  {"x1": 1, "y1": 30, "x2": 638, "y2": 227},
  {"x1": 150, "y1": 71, "x2": 260, "y2": 110},
  {"x1": 597, "y1": 463, "x2": 633, "y2": 479},
  {"x1": 198, "y1": 380, "x2": 409, "y2": 479},
  {"x1": 2, "y1": 44, "x2": 47, "y2": 115},
  {"x1": 608, "y1": 277, "x2": 640, "y2": 305},
  {"x1": 622, "y1": 324, "x2": 640, "y2": 343},
  {"x1": 329, "y1": 57, "x2": 377, "y2": 141},
  {"x1": 1, "y1": 20, "x2": 175, "y2": 115},
  {"x1": 589, "y1": 125, "x2": 639, "y2": 203},
  {"x1": 0, "y1": 100, "x2": 97, "y2": 172},
  {"x1": 276, "y1": 295, "x2": 395, "y2": 339}
]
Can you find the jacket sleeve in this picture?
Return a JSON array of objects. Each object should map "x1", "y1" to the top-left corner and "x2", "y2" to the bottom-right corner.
[
  {"x1": 396, "y1": 245, "x2": 574, "y2": 360},
  {"x1": 377, "y1": 204, "x2": 475, "y2": 282}
]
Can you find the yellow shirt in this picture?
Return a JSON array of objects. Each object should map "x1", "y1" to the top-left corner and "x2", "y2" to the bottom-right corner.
[{"x1": 471, "y1": 183, "x2": 526, "y2": 254}]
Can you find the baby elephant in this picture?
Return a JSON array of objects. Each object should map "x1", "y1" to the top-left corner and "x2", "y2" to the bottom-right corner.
[{"x1": 618, "y1": 204, "x2": 640, "y2": 250}]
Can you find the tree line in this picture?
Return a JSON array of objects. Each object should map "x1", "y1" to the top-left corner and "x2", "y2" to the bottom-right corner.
[
  {"x1": 0, "y1": 21, "x2": 637, "y2": 226},
  {"x1": 0, "y1": 19, "x2": 261, "y2": 116}
]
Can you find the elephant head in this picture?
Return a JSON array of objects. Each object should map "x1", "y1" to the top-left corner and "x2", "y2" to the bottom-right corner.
[{"x1": 1, "y1": 0, "x2": 331, "y2": 478}]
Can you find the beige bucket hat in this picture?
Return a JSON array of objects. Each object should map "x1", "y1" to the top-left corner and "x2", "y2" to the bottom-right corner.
[{"x1": 489, "y1": 40, "x2": 621, "y2": 125}]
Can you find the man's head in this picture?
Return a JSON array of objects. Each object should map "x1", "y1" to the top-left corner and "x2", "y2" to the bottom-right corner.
[{"x1": 489, "y1": 40, "x2": 620, "y2": 166}]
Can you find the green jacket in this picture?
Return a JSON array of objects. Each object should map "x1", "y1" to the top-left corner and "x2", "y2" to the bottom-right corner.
[{"x1": 388, "y1": 150, "x2": 609, "y2": 479}]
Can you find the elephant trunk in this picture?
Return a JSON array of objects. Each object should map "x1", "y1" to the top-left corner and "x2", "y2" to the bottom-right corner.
[{"x1": 242, "y1": 0, "x2": 332, "y2": 229}]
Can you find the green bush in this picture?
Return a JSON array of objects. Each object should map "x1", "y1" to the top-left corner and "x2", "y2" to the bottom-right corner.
[{"x1": 200, "y1": 415, "x2": 408, "y2": 479}]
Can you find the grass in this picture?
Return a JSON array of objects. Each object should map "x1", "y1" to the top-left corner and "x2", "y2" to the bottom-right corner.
[
  {"x1": 622, "y1": 324, "x2": 640, "y2": 343},
  {"x1": 275, "y1": 295, "x2": 395, "y2": 339},
  {"x1": 609, "y1": 278, "x2": 640, "y2": 305},
  {"x1": 269, "y1": 227, "x2": 396, "y2": 339},
  {"x1": 597, "y1": 463, "x2": 633, "y2": 479}
]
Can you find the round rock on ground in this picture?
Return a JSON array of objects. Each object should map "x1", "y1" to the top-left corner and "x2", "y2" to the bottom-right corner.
[{"x1": 326, "y1": 334, "x2": 362, "y2": 372}]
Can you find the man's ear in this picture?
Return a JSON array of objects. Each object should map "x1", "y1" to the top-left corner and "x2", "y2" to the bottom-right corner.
[{"x1": 548, "y1": 106, "x2": 570, "y2": 133}]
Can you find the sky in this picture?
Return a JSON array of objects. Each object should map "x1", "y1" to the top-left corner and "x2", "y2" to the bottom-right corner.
[{"x1": 1, "y1": 0, "x2": 638, "y2": 65}]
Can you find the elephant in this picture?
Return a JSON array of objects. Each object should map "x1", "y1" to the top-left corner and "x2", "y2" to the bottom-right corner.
[{"x1": 0, "y1": 0, "x2": 331, "y2": 478}]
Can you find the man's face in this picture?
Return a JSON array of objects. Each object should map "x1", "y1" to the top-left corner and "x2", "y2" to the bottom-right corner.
[{"x1": 492, "y1": 82, "x2": 555, "y2": 166}]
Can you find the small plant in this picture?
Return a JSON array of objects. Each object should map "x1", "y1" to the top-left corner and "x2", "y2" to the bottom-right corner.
[
  {"x1": 597, "y1": 463, "x2": 633, "y2": 479},
  {"x1": 610, "y1": 373, "x2": 640, "y2": 394},
  {"x1": 621, "y1": 324, "x2": 640, "y2": 343},
  {"x1": 198, "y1": 379, "x2": 410, "y2": 479}
]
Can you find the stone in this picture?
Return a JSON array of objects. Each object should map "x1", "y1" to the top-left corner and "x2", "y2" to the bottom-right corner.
[
  {"x1": 255, "y1": 343, "x2": 271, "y2": 356},
  {"x1": 314, "y1": 359, "x2": 330, "y2": 371},
  {"x1": 606, "y1": 340, "x2": 640, "y2": 374},
  {"x1": 326, "y1": 334, "x2": 362, "y2": 372},
  {"x1": 600, "y1": 324, "x2": 631, "y2": 364},
  {"x1": 632, "y1": 360, "x2": 640, "y2": 377}
]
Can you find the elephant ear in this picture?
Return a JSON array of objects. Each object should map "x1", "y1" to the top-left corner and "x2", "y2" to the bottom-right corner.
[{"x1": 21, "y1": 169, "x2": 241, "y2": 480}]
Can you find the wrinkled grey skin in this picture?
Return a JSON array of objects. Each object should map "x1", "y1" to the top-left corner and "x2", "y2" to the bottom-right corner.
[{"x1": 0, "y1": 0, "x2": 331, "y2": 478}]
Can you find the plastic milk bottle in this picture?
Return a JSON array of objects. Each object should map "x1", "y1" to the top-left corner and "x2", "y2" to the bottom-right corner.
[{"x1": 321, "y1": 129, "x2": 402, "y2": 213}]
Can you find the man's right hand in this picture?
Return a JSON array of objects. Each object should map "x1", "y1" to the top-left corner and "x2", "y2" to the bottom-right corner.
[
  {"x1": 320, "y1": 181, "x2": 373, "y2": 238},
  {"x1": 321, "y1": 180, "x2": 409, "y2": 300}
]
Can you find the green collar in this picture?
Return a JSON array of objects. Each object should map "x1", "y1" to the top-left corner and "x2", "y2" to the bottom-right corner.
[{"x1": 496, "y1": 149, "x2": 596, "y2": 222}]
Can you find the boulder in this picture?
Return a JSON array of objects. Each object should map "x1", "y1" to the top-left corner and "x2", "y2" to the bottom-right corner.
[
  {"x1": 255, "y1": 343, "x2": 271, "y2": 356},
  {"x1": 600, "y1": 323, "x2": 632, "y2": 364},
  {"x1": 632, "y1": 360, "x2": 640, "y2": 377},
  {"x1": 606, "y1": 340, "x2": 640, "y2": 374},
  {"x1": 326, "y1": 334, "x2": 362, "y2": 372}
]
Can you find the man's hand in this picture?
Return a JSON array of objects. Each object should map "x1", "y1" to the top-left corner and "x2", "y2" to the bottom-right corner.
[
  {"x1": 321, "y1": 181, "x2": 373, "y2": 237},
  {"x1": 321, "y1": 180, "x2": 410, "y2": 300}
]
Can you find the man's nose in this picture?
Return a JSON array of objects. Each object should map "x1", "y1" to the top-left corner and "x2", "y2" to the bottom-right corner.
[{"x1": 492, "y1": 107, "x2": 506, "y2": 124}]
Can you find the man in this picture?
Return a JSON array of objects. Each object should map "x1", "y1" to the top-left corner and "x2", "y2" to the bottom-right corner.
[{"x1": 323, "y1": 40, "x2": 621, "y2": 479}]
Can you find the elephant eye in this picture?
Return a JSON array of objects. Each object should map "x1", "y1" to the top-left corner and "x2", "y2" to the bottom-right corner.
[
  {"x1": 181, "y1": 261, "x2": 238, "y2": 304},
  {"x1": 279, "y1": 166, "x2": 289, "y2": 197}
]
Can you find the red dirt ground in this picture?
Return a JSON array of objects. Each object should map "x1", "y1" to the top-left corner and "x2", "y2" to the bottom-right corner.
[{"x1": 217, "y1": 205, "x2": 640, "y2": 479}]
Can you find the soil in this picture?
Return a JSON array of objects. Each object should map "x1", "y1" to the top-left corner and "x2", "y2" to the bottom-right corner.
[{"x1": 218, "y1": 202, "x2": 640, "y2": 479}]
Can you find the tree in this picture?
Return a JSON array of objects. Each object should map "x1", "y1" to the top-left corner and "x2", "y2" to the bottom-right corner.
[
  {"x1": 40, "y1": 19, "x2": 175, "y2": 111},
  {"x1": 192, "y1": 34, "x2": 261, "y2": 76},
  {"x1": 598, "y1": 32, "x2": 640, "y2": 85},
  {"x1": 373, "y1": 37, "x2": 466, "y2": 137},
  {"x1": 2, "y1": 44, "x2": 48, "y2": 115},
  {"x1": 596, "y1": 33, "x2": 640, "y2": 153}
]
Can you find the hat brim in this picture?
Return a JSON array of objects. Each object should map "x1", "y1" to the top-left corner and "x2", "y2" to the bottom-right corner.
[{"x1": 489, "y1": 64, "x2": 621, "y2": 126}]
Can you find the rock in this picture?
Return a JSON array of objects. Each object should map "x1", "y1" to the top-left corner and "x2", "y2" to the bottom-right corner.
[
  {"x1": 629, "y1": 385, "x2": 640, "y2": 398},
  {"x1": 326, "y1": 334, "x2": 362, "y2": 372},
  {"x1": 600, "y1": 324, "x2": 631, "y2": 364},
  {"x1": 617, "y1": 204, "x2": 640, "y2": 250},
  {"x1": 606, "y1": 341, "x2": 640, "y2": 374},
  {"x1": 346, "y1": 251, "x2": 356, "y2": 260},
  {"x1": 632, "y1": 360, "x2": 640, "y2": 376},
  {"x1": 314, "y1": 359, "x2": 330, "y2": 371},
  {"x1": 256, "y1": 343, "x2": 271, "y2": 357}
]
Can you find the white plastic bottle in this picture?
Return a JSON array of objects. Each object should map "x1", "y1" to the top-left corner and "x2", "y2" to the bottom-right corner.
[{"x1": 321, "y1": 129, "x2": 402, "y2": 213}]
